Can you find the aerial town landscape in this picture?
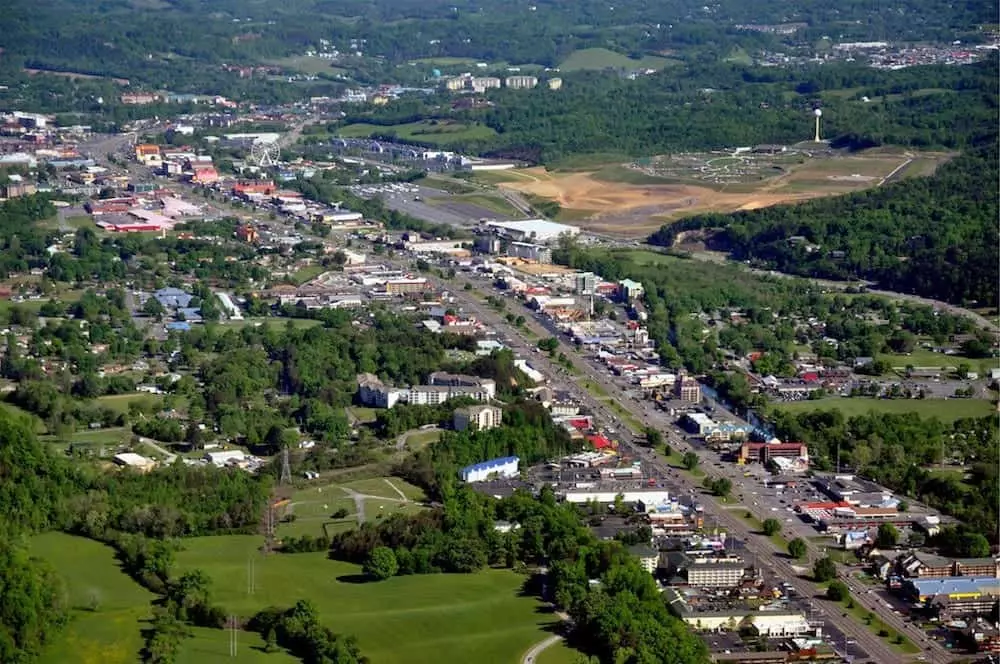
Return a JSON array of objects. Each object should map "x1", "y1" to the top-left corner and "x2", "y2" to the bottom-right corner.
[{"x1": 0, "y1": 1, "x2": 997, "y2": 664}]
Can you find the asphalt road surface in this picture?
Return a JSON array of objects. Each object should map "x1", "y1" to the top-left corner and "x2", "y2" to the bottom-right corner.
[{"x1": 429, "y1": 273, "x2": 955, "y2": 664}]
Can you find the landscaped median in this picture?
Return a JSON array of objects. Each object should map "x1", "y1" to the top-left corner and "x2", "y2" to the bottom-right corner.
[{"x1": 818, "y1": 581, "x2": 921, "y2": 654}]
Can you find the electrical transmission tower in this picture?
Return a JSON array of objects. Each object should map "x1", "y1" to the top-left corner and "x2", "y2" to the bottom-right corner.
[
  {"x1": 228, "y1": 615, "x2": 239, "y2": 657},
  {"x1": 280, "y1": 447, "x2": 292, "y2": 485}
]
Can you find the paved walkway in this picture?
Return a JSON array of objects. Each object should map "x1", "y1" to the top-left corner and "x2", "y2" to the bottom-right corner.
[{"x1": 521, "y1": 634, "x2": 562, "y2": 664}]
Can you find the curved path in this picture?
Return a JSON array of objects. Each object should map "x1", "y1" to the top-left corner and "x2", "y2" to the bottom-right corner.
[{"x1": 521, "y1": 634, "x2": 563, "y2": 664}]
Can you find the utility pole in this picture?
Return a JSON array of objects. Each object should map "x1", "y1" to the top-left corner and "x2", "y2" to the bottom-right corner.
[
  {"x1": 228, "y1": 615, "x2": 238, "y2": 657},
  {"x1": 280, "y1": 447, "x2": 292, "y2": 485}
]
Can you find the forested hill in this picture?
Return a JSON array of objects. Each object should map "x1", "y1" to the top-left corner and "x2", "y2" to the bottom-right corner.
[{"x1": 649, "y1": 136, "x2": 999, "y2": 307}]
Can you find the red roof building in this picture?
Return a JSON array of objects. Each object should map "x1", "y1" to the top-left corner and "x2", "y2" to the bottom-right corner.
[{"x1": 586, "y1": 434, "x2": 616, "y2": 450}]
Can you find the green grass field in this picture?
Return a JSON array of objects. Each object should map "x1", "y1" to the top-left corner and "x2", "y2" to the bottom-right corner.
[
  {"x1": 174, "y1": 536, "x2": 559, "y2": 664},
  {"x1": 558, "y1": 48, "x2": 678, "y2": 72},
  {"x1": 772, "y1": 397, "x2": 995, "y2": 421},
  {"x1": 346, "y1": 406, "x2": 378, "y2": 423},
  {"x1": 219, "y1": 317, "x2": 323, "y2": 330},
  {"x1": 437, "y1": 192, "x2": 524, "y2": 217},
  {"x1": 176, "y1": 627, "x2": 298, "y2": 664},
  {"x1": 536, "y1": 640, "x2": 581, "y2": 664},
  {"x1": 34, "y1": 533, "x2": 154, "y2": 664},
  {"x1": 279, "y1": 476, "x2": 428, "y2": 538},
  {"x1": 337, "y1": 120, "x2": 497, "y2": 145},
  {"x1": 877, "y1": 347, "x2": 976, "y2": 368},
  {"x1": 267, "y1": 55, "x2": 348, "y2": 76},
  {"x1": 291, "y1": 264, "x2": 326, "y2": 285},
  {"x1": 96, "y1": 393, "x2": 163, "y2": 413}
]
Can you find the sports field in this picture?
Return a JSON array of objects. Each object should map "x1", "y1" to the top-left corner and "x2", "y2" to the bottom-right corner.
[
  {"x1": 493, "y1": 149, "x2": 951, "y2": 237},
  {"x1": 772, "y1": 397, "x2": 995, "y2": 421},
  {"x1": 34, "y1": 533, "x2": 154, "y2": 664},
  {"x1": 174, "y1": 535, "x2": 559, "y2": 664}
]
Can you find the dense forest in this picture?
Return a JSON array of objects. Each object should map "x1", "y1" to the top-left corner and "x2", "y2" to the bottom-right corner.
[
  {"x1": 2, "y1": 0, "x2": 993, "y2": 88},
  {"x1": 336, "y1": 58, "x2": 999, "y2": 162},
  {"x1": 650, "y1": 134, "x2": 999, "y2": 306}
]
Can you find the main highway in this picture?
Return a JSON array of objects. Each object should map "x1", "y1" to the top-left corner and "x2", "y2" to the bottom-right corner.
[{"x1": 427, "y1": 270, "x2": 950, "y2": 664}]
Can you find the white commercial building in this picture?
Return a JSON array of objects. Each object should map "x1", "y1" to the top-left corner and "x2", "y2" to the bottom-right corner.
[
  {"x1": 460, "y1": 456, "x2": 520, "y2": 482},
  {"x1": 454, "y1": 404, "x2": 503, "y2": 431},
  {"x1": 357, "y1": 373, "x2": 403, "y2": 409},
  {"x1": 487, "y1": 219, "x2": 579, "y2": 244},
  {"x1": 563, "y1": 489, "x2": 671, "y2": 504},
  {"x1": 204, "y1": 450, "x2": 247, "y2": 467}
]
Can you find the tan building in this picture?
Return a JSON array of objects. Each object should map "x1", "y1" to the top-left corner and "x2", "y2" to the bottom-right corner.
[
  {"x1": 676, "y1": 373, "x2": 702, "y2": 403},
  {"x1": 547, "y1": 78, "x2": 563, "y2": 90},
  {"x1": 471, "y1": 77, "x2": 502, "y2": 92},
  {"x1": 454, "y1": 404, "x2": 502, "y2": 431},
  {"x1": 505, "y1": 75, "x2": 538, "y2": 89},
  {"x1": 134, "y1": 144, "x2": 162, "y2": 167}
]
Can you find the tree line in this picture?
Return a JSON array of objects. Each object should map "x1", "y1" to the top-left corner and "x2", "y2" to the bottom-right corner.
[{"x1": 650, "y1": 134, "x2": 999, "y2": 307}]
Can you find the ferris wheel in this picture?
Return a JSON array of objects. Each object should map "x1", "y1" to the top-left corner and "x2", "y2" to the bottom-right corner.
[{"x1": 249, "y1": 140, "x2": 280, "y2": 168}]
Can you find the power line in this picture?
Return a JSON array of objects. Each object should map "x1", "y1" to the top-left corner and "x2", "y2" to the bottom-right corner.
[{"x1": 280, "y1": 447, "x2": 292, "y2": 485}]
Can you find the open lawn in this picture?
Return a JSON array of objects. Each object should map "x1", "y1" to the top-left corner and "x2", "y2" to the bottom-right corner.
[
  {"x1": 174, "y1": 536, "x2": 560, "y2": 664},
  {"x1": 338, "y1": 120, "x2": 497, "y2": 145},
  {"x1": 279, "y1": 476, "x2": 427, "y2": 538},
  {"x1": 346, "y1": 406, "x2": 378, "y2": 423},
  {"x1": 291, "y1": 264, "x2": 326, "y2": 284},
  {"x1": 97, "y1": 393, "x2": 163, "y2": 413},
  {"x1": 559, "y1": 48, "x2": 678, "y2": 72},
  {"x1": 34, "y1": 533, "x2": 154, "y2": 664},
  {"x1": 219, "y1": 316, "x2": 322, "y2": 330},
  {"x1": 267, "y1": 55, "x2": 348, "y2": 76},
  {"x1": 772, "y1": 397, "x2": 995, "y2": 422},
  {"x1": 428, "y1": 192, "x2": 524, "y2": 217},
  {"x1": 536, "y1": 640, "x2": 582, "y2": 664},
  {"x1": 400, "y1": 428, "x2": 441, "y2": 452},
  {"x1": 493, "y1": 150, "x2": 951, "y2": 237},
  {"x1": 42, "y1": 427, "x2": 133, "y2": 454},
  {"x1": 176, "y1": 627, "x2": 298, "y2": 664},
  {"x1": 877, "y1": 347, "x2": 977, "y2": 368}
]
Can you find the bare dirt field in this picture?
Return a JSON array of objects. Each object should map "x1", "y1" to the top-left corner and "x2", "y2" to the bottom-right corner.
[{"x1": 495, "y1": 149, "x2": 951, "y2": 237}]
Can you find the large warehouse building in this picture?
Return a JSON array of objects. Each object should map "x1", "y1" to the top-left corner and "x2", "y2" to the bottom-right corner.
[
  {"x1": 460, "y1": 456, "x2": 520, "y2": 483},
  {"x1": 486, "y1": 219, "x2": 580, "y2": 244}
]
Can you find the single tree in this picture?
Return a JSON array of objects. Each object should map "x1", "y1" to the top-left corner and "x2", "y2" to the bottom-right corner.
[
  {"x1": 363, "y1": 546, "x2": 399, "y2": 581},
  {"x1": 826, "y1": 580, "x2": 850, "y2": 602},
  {"x1": 813, "y1": 556, "x2": 838, "y2": 582},
  {"x1": 875, "y1": 523, "x2": 899, "y2": 548},
  {"x1": 682, "y1": 451, "x2": 699, "y2": 471},
  {"x1": 788, "y1": 538, "x2": 808, "y2": 560},
  {"x1": 762, "y1": 518, "x2": 781, "y2": 537}
]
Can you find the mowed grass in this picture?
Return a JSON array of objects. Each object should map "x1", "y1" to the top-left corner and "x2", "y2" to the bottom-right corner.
[
  {"x1": 432, "y1": 192, "x2": 524, "y2": 217},
  {"x1": 559, "y1": 48, "x2": 678, "y2": 71},
  {"x1": 174, "y1": 536, "x2": 559, "y2": 664},
  {"x1": 772, "y1": 397, "x2": 995, "y2": 422},
  {"x1": 34, "y1": 533, "x2": 154, "y2": 664},
  {"x1": 536, "y1": 640, "x2": 581, "y2": 664},
  {"x1": 337, "y1": 120, "x2": 497, "y2": 145},
  {"x1": 267, "y1": 55, "x2": 348, "y2": 76},
  {"x1": 877, "y1": 347, "x2": 977, "y2": 368},
  {"x1": 280, "y1": 476, "x2": 428, "y2": 538},
  {"x1": 96, "y1": 393, "x2": 163, "y2": 413},
  {"x1": 176, "y1": 627, "x2": 298, "y2": 664}
]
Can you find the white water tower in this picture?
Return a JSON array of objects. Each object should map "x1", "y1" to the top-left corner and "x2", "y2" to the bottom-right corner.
[{"x1": 813, "y1": 108, "x2": 823, "y2": 142}]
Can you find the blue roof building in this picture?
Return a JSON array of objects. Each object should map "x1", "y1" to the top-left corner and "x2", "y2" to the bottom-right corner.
[
  {"x1": 165, "y1": 321, "x2": 192, "y2": 332},
  {"x1": 154, "y1": 287, "x2": 193, "y2": 309},
  {"x1": 460, "y1": 456, "x2": 520, "y2": 483},
  {"x1": 905, "y1": 576, "x2": 1000, "y2": 603},
  {"x1": 178, "y1": 307, "x2": 203, "y2": 322}
]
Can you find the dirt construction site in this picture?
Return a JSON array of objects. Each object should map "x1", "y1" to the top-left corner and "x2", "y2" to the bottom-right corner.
[{"x1": 490, "y1": 147, "x2": 950, "y2": 238}]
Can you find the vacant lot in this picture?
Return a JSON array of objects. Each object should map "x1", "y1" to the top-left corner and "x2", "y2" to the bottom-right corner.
[
  {"x1": 338, "y1": 120, "x2": 497, "y2": 145},
  {"x1": 494, "y1": 150, "x2": 951, "y2": 237},
  {"x1": 174, "y1": 536, "x2": 558, "y2": 664},
  {"x1": 772, "y1": 397, "x2": 995, "y2": 421},
  {"x1": 559, "y1": 48, "x2": 679, "y2": 71},
  {"x1": 34, "y1": 533, "x2": 154, "y2": 664}
]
